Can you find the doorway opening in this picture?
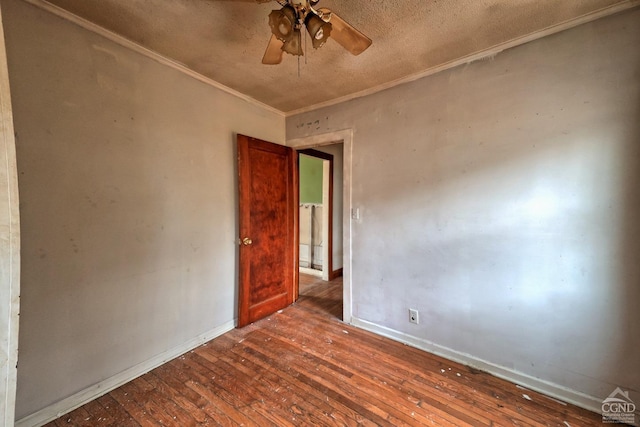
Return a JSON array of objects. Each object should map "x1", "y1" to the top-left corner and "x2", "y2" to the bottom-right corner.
[
  {"x1": 297, "y1": 144, "x2": 344, "y2": 320},
  {"x1": 298, "y1": 150, "x2": 331, "y2": 280}
]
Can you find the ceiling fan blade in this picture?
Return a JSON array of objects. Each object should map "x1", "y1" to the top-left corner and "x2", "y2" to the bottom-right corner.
[
  {"x1": 319, "y1": 8, "x2": 372, "y2": 56},
  {"x1": 262, "y1": 34, "x2": 285, "y2": 64}
]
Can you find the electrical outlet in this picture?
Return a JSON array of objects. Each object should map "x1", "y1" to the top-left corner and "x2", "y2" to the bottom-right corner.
[{"x1": 409, "y1": 308, "x2": 419, "y2": 324}]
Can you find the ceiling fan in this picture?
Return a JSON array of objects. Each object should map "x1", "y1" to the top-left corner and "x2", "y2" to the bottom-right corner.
[{"x1": 253, "y1": 0, "x2": 372, "y2": 64}]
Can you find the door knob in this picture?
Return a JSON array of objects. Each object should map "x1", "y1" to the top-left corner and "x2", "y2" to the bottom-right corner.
[{"x1": 242, "y1": 237, "x2": 253, "y2": 246}]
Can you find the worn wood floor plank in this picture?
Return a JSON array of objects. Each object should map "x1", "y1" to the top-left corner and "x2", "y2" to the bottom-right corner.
[
  {"x1": 213, "y1": 334, "x2": 378, "y2": 427},
  {"x1": 162, "y1": 358, "x2": 242, "y2": 427},
  {"x1": 274, "y1": 307, "x2": 530, "y2": 426},
  {"x1": 46, "y1": 274, "x2": 604, "y2": 427},
  {"x1": 194, "y1": 345, "x2": 339, "y2": 426},
  {"x1": 266, "y1": 311, "x2": 493, "y2": 425},
  {"x1": 95, "y1": 394, "x2": 140, "y2": 427}
]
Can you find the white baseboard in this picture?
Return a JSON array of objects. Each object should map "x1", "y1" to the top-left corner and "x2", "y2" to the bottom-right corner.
[
  {"x1": 350, "y1": 316, "x2": 605, "y2": 416},
  {"x1": 16, "y1": 320, "x2": 236, "y2": 427},
  {"x1": 17, "y1": 316, "x2": 629, "y2": 426}
]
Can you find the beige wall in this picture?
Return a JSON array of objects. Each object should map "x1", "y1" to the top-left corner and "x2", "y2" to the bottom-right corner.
[
  {"x1": 287, "y1": 8, "x2": 640, "y2": 413},
  {"x1": 2, "y1": 0, "x2": 284, "y2": 420},
  {"x1": 3, "y1": 0, "x2": 639, "y2": 421}
]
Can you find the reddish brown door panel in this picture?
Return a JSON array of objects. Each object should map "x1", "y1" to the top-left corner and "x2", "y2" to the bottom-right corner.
[{"x1": 237, "y1": 135, "x2": 298, "y2": 327}]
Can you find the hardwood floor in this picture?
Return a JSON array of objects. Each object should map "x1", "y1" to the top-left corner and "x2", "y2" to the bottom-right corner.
[
  {"x1": 46, "y1": 274, "x2": 603, "y2": 426},
  {"x1": 297, "y1": 273, "x2": 343, "y2": 320}
]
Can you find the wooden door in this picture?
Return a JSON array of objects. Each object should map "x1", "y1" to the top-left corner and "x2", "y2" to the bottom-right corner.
[{"x1": 237, "y1": 134, "x2": 298, "y2": 327}]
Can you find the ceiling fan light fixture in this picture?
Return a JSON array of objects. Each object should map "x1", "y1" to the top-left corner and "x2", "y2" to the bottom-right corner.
[
  {"x1": 268, "y1": 6, "x2": 297, "y2": 41},
  {"x1": 260, "y1": 1, "x2": 372, "y2": 64},
  {"x1": 282, "y1": 28, "x2": 303, "y2": 56},
  {"x1": 305, "y1": 13, "x2": 332, "y2": 49}
]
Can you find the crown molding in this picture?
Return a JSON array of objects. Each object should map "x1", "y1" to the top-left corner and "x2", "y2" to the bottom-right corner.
[
  {"x1": 284, "y1": 1, "x2": 640, "y2": 117},
  {"x1": 21, "y1": 0, "x2": 285, "y2": 118},
  {"x1": 19, "y1": 0, "x2": 640, "y2": 120}
]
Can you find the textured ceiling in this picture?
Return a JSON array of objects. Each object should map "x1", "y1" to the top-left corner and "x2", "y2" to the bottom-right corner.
[{"x1": 42, "y1": 0, "x2": 634, "y2": 113}]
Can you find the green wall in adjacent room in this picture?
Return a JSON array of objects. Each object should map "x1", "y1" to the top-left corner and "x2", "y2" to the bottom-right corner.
[{"x1": 299, "y1": 154, "x2": 323, "y2": 204}]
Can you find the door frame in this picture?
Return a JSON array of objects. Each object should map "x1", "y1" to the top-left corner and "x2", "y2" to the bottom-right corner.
[
  {"x1": 287, "y1": 129, "x2": 353, "y2": 324},
  {"x1": 298, "y1": 149, "x2": 334, "y2": 281}
]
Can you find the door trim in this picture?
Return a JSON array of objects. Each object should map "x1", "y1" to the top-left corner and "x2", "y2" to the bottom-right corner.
[{"x1": 287, "y1": 129, "x2": 353, "y2": 324}]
